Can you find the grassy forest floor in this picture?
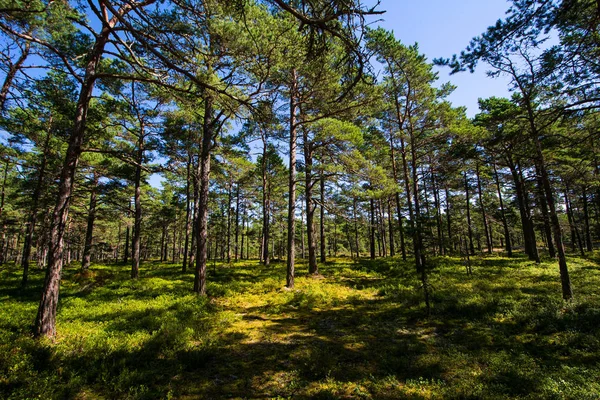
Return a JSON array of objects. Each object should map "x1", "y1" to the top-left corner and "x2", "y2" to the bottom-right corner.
[{"x1": 1, "y1": 253, "x2": 600, "y2": 399}]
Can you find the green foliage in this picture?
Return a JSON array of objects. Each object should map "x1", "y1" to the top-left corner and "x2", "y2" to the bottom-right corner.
[{"x1": 2, "y1": 254, "x2": 600, "y2": 399}]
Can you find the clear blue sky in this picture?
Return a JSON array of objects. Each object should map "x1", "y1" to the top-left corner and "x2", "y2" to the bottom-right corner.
[{"x1": 367, "y1": 0, "x2": 513, "y2": 117}]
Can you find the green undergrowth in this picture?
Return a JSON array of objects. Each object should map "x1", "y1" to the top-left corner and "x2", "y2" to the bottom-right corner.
[{"x1": 1, "y1": 253, "x2": 600, "y2": 399}]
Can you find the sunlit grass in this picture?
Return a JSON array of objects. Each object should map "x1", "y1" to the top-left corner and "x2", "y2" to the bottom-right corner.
[{"x1": 1, "y1": 253, "x2": 599, "y2": 399}]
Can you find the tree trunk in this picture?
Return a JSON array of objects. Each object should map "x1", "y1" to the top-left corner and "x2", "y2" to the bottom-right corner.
[
  {"x1": 534, "y1": 162, "x2": 556, "y2": 257},
  {"x1": 319, "y1": 171, "x2": 326, "y2": 264},
  {"x1": 400, "y1": 135, "x2": 416, "y2": 264},
  {"x1": 261, "y1": 138, "x2": 270, "y2": 265},
  {"x1": 334, "y1": 214, "x2": 338, "y2": 257},
  {"x1": 160, "y1": 225, "x2": 166, "y2": 262},
  {"x1": 0, "y1": 160, "x2": 8, "y2": 265},
  {"x1": 22, "y1": 121, "x2": 52, "y2": 285},
  {"x1": 507, "y1": 158, "x2": 539, "y2": 262},
  {"x1": 300, "y1": 197, "x2": 305, "y2": 259},
  {"x1": 582, "y1": 186, "x2": 593, "y2": 252},
  {"x1": 81, "y1": 171, "x2": 99, "y2": 270},
  {"x1": 234, "y1": 184, "x2": 240, "y2": 262},
  {"x1": 226, "y1": 182, "x2": 232, "y2": 263},
  {"x1": 353, "y1": 198, "x2": 360, "y2": 258},
  {"x1": 409, "y1": 129, "x2": 426, "y2": 277},
  {"x1": 241, "y1": 202, "x2": 246, "y2": 260},
  {"x1": 464, "y1": 171, "x2": 475, "y2": 255},
  {"x1": 286, "y1": 70, "x2": 298, "y2": 288},
  {"x1": 445, "y1": 186, "x2": 453, "y2": 252},
  {"x1": 476, "y1": 163, "x2": 492, "y2": 254},
  {"x1": 387, "y1": 198, "x2": 395, "y2": 257},
  {"x1": 370, "y1": 198, "x2": 376, "y2": 259},
  {"x1": 378, "y1": 200, "x2": 387, "y2": 257},
  {"x1": 431, "y1": 165, "x2": 445, "y2": 256},
  {"x1": 124, "y1": 200, "x2": 131, "y2": 263},
  {"x1": 183, "y1": 150, "x2": 192, "y2": 272},
  {"x1": 172, "y1": 216, "x2": 177, "y2": 263},
  {"x1": 194, "y1": 94, "x2": 214, "y2": 295},
  {"x1": 565, "y1": 185, "x2": 584, "y2": 256},
  {"x1": 189, "y1": 163, "x2": 199, "y2": 270},
  {"x1": 387, "y1": 131, "x2": 401, "y2": 258},
  {"x1": 345, "y1": 223, "x2": 353, "y2": 258},
  {"x1": 304, "y1": 133, "x2": 318, "y2": 274},
  {"x1": 493, "y1": 162, "x2": 512, "y2": 257},
  {"x1": 131, "y1": 132, "x2": 144, "y2": 279},
  {"x1": 528, "y1": 114, "x2": 572, "y2": 299}
]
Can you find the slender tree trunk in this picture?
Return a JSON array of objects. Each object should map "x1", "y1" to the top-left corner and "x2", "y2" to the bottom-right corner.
[
  {"x1": 286, "y1": 70, "x2": 298, "y2": 288},
  {"x1": 189, "y1": 164, "x2": 199, "y2": 269},
  {"x1": 81, "y1": 171, "x2": 99, "y2": 270},
  {"x1": 163, "y1": 226, "x2": 169, "y2": 261},
  {"x1": 594, "y1": 146, "x2": 600, "y2": 241},
  {"x1": 390, "y1": 69, "x2": 411, "y2": 261},
  {"x1": 534, "y1": 162, "x2": 556, "y2": 257},
  {"x1": 345, "y1": 223, "x2": 353, "y2": 258},
  {"x1": 422, "y1": 176, "x2": 434, "y2": 256},
  {"x1": 508, "y1": 159, "x2": 539, "y2": 262},
  {"x1": 183, "y1": 150, "x2": 192, "y2": 272},
  {"x1": 399, "y1": 135, "x2": 416, "y2": 263},
  {"x1": 124, "y1": 200, "x2": 131, "y2": 263},
  {"x1": 528, "y1": 115, "x2": 572, "y2": 299},
  {"x1": 409, "y1": 129, "x2": 428, "y2": 316},
  {"x1": 172, "y1": 215, "x2": 177, "y2": 263},
  {"x1": 493, "y1": 162, "x2": 512, "y2": 256},
  {"x1": 116, "y1": 220, "x2": 121, "y2": 263},
  {"x1": 226, "y1": 182, "x2": 232, "y2": 263},
  {"x1": 464, "y1": 171, "x2": 475, "y2": 255},
  {"x1": 131, "y1": 133, "x2": 144, "y2": 279},
  {"x1": 476, "y1": 163, "x2": 492, "y2": 254},
  {"x1": 234, "y1": 184, "x2": 240, "y2": 262},
  {"x1": 387, "y1": 131, "x2": 401, "y2": 258},
  {"x1": 370, "y1": 198, "x2": 376, "y2": 259},
  {"x1": 334, "y1": 214, "x2": 338, "y2": 257},
  {"x1": 377, "y1": 199, "x2": 387, "y2": 257},
  {"x1": 353, "y1": 198, "x2": 360, "y2": 258},
  {"x1": 300, "y1": 198, "x2": 305, "y2": 259},
  {"x1": 194, "y1": 95, "x2": 214, "y2": 295},
  {"x1": 319, "y1": 171, "x2": 326, "y2": 264},
  {"x1": 160, "y1": 225, "x2": 166, "y2": 262},
  {"x1": 564, "y1": 187, "x2": 577, "y2": 252},
  {"x1": 241, "y1": 202, "x2": 246, "y2": 260},
  {"x1": 387, "y1": 198, "x2": 395, "y2": 257},
  {"x1": 0, "y1": 160, "x2": 8, "y2": 265},
  {"x1": 565, "y1": 185, "x2": 584, "y2": 256},
  {"x1": 303, "y1": 132, "x2": 318, "y2": 274},
  {"x1": 430, "y1": 165, "x2": 444, "y2": 256},
  {"x1": 261, "y1": 139, "x2": 270, "y2": 265},
  {"x1": 523, "y1": 165, "x2": 541, "y2": 261},
  {"x1": 445, "y1": 186, "x2": 453, "y2": 252},
  {"x1": 582, "y1": 186, "x2": 593, "y2": 252},
  {"x1": 22, "y1": 121, "x2": 52, "y2": 285}
]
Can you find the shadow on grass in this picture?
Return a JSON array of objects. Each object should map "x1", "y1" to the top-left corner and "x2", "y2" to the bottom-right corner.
[{"x1": 1, "y1": 255, "x2": 600, "y2": 399}]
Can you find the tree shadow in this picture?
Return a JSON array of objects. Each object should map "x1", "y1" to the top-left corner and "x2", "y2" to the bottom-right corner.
[{"x1": 2, "y1": 256, "x2": 600, "y2": 399}]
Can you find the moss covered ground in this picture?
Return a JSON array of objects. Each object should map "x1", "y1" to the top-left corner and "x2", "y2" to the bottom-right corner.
[{"x1": 1, "y1": 254, "x2": 600, "y2": 399}]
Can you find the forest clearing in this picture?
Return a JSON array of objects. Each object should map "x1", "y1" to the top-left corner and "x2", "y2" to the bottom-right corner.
[{"x1": 2, "y1": 254, "x2": 600, "y2": 399}]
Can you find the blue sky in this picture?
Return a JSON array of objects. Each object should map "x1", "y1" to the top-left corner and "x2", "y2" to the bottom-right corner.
[{"x1": 368, "y1": 0, "x2": 512, "y2": 117}]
